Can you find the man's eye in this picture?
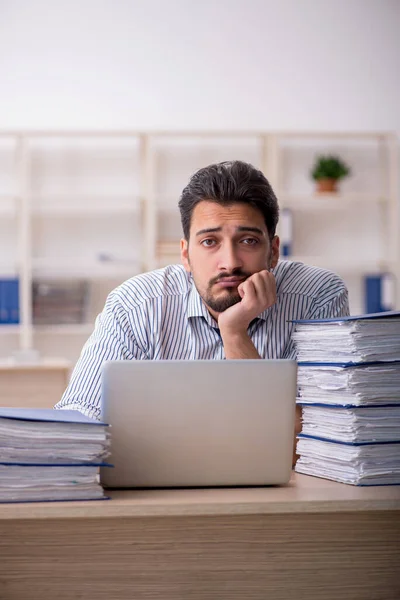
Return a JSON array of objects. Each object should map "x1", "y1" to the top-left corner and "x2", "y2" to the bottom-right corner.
[
  {"x1": 201, "y1": 239, "x2": 216, "y2": 247},
  {"x1": 242, "y1": 238, "x2": 258, "y2": 246}
]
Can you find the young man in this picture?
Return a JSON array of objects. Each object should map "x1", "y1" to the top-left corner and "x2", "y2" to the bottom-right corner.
[{"x1": 55, "y1": 161, "x2": 349, "y2": 435}]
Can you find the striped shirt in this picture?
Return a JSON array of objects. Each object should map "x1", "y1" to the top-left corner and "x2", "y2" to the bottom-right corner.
[{"x1": 55, "y1": 260, "x2": 349, "y2": 419}]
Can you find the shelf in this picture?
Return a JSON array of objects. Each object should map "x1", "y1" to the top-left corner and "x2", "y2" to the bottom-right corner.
[
  {"x1": 288, "y1": 256, "x2": 392, "y2": 275},
  {"x1": 0, "y1": 196, "x2": 17, "y2": 216},
  {"x1": 279, "y1": 193, "x2": 388, "y2": 210},
  {"x1": 157, "y1": 256, "x2": 181, "y2": 268},
  {"x1": 0, "y1": 267, "x2": 18, "y2": 278},
  {"x1": 275, "y1": 131, "x2": 394, "y2": 140},
  {"x1": 0, "y1": 325, "x2": 20, "y2": 335},
  {"x1": 0, "y1": 324, "x2": 96, "y2": 336},
  {"x1": 157, "y1": 241, "x2": 180, "y2": 252},
  {"x1": 0, "y1": 357, "x2": 71, "y2": 370},
  {"x1": 0, "y1": 129, "x2": 394, "y2": 139},
  {"x1": 157, "y1": 241, "x2": 181, "y2": 268},
  {"x1": 33, "y1": 324, "x2": 94, "y2": 335},
  {"x1": 32, "y1": 200, "x2": 141, "y2": 217},
  {"x1": 32, "y1": 259, "x2": 141, "y2": 279}
]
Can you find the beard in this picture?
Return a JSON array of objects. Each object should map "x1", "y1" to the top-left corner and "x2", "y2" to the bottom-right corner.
[
  {"x1": 199, "y1": 268, "x2": 251, "y2": 314},
  {"x1": 202, "y1": 288, "x2": 242, "y2": 313}
]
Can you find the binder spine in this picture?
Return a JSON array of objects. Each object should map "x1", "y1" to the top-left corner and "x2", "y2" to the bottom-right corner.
[
  {"x1": 364, "y1": 273, "x2": 395, "y2": 314},
  {"x1": 0, "y1": 279, "x2": 9, "y2": 324},
  {"x1": 8, "y1": 279, "x2": 20, "y2": 324},
  {"x1": 280, "y1": 208, "x2": 293, "y2": 258}
]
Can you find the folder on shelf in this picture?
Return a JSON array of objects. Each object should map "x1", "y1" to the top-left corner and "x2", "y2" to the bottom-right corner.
[
  {"x1": 32, "y1": 279, "x2": 89, "y2": 325},
  {"x1": 0, "y1": 279, "x2": 7, "y2": 323},
  {"x1": 280, "y1": 208, "x2": 293, "y2": 258},
  {"x1": 8, "y1": 278, "x2": 19, "y2": 324},
  {"x1": 364, "y1": 273, "x2": 395, "y2": 314},
  {"x1": 0, "y1": 278, "x2": 19, "y2": 325}
]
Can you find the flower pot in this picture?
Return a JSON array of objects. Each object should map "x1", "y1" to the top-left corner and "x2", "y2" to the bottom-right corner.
[{"x1": 316, "y1": 178, "x2": 338, "y2": 193}]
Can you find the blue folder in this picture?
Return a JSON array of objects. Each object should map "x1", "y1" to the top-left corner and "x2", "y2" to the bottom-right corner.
[
  {"x1": 298, "y1": 433, "x2": 400, "y2": 446},
  {"x1": 291, "y1": 309, "x2": 400, "y2": 325},
  {"x1": 298, "y1": 360, "x2": 400, "y2": 367},
  {"x1": 0, "y1": 278, "x2": 19, "y2": 324},
  {"x1": 0, "y1": 407, "x2": 108, "y2": 426}
]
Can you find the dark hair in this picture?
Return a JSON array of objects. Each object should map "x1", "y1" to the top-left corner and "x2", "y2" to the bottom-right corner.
[{"x1": 178, "y1": 160, "x2": 279, "y2": 240}]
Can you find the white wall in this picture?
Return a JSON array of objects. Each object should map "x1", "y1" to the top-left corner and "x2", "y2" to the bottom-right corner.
[
  {"x1": 0, "y1": 0, "x2": 399, "y2": 362},
  {"x1": 0, "y1": 0, "x2": 399, "y2": 133}
]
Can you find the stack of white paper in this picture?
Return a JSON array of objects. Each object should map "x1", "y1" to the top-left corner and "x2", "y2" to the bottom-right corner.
[
  {"x1": 293, "y1": 310, "x2": 400, "y2": 486},
  {"x1": 0, "y1": 408, "x2": 111, "y2": 502},
  {"x1": 296, "y1": 437, "x2": 400, "y2": 485},
  {"x1": 292, "y1": 313, "x2": 400, "y2": 363},
  {"x1": 296, "y1": 362, "x2": 400, "y2": 405},
  {"x1": 300, "y1": 405, "x2": 400, "y2": 443}
]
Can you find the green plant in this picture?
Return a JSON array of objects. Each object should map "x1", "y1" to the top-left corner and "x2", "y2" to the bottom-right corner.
[{"x1": 311, "y1": 155, "x2": 351, "y2": 181}]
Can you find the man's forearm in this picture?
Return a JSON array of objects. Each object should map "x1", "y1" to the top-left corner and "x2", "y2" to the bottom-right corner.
[{"x1": 220, "y1": 330, "x2": 261, "y2": 359}]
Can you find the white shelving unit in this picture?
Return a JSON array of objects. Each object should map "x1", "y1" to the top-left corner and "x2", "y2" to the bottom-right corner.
[
  {"x1": 267, "y1": 132, "x2": 399, "y2": 279},
  {"x1": 0, "y1": 130, "x2": 398, "y2": 364}
]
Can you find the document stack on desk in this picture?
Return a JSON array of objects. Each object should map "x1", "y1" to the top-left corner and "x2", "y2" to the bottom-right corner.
[
  {"x1": 0, "y1": 408, "x2": 111, "y2": 502},
  {"x1": 292, "y1": 311, "x2": 400, "y2": 486}
]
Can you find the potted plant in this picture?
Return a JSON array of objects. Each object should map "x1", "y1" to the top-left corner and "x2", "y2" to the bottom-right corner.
[{"x1": 311, "y1": 154, "x2": 351, "y2": 192}]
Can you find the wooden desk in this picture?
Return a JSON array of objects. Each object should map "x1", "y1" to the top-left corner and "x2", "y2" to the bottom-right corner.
[
  {"x1": 0, "y1": 359, "x2": 70, "y2": 408},
  {"x1": 1, "y1": 473, "x2": 399, "y2": 600}
]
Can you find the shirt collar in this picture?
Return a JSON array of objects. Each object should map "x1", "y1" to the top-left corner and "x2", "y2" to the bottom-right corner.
[
  {"x1": 187, "y1": 278, "x2": 218, "y2": 328},
  {"x1": 257, "y1": 307, "x2": 273, "y2": 321}
]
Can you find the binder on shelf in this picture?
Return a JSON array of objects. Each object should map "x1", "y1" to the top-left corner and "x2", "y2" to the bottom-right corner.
[
  {"x1": 32, "y1": 279, "x2": 89, "y2": 325},
  {"x1": 0, "y1": 278, "x2": 19, "y2": 325},
  {"x1": 280, "y1": 208, "x2": 293, "y2": 258},
  {"x1": 0, "y1": 280, "x2": 7, "y2": 323},
  {"x1": 8, "y1": 278, "x2": 19, "y2": 324},
  {"x1": 364, "y1": 273, "x2": 395, "y2": 314}
]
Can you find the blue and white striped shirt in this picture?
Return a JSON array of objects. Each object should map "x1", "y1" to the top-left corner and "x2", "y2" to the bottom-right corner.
[{"x1": 55, "y1": 261, "x2": 349, "y2": 419}]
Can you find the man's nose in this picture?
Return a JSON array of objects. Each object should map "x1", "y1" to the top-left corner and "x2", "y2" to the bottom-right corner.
[{"x1": 218, "y1": 242, "x2": 243, "y2": 271}]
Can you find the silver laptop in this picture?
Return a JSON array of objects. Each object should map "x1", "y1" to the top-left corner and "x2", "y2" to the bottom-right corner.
[{"x1": 100, "y1": 359, "x2": 297, "y2": 488}]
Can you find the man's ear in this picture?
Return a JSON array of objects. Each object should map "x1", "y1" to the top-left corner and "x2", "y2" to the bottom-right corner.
[
  {"x1": 180, "y1": 238, "x2": 191, "y2": 272},
  {"x1": 270, "y1": 236, "x2": 280, "y2": 269}
]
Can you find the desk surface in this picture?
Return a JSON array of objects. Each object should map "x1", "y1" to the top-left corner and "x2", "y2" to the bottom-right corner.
[
  {"x1": 2, "y1": 473, "x2": 400, "y2": 600},
  {"x1": 1, "y1": 473, "x2": 399, "y2": 521}
]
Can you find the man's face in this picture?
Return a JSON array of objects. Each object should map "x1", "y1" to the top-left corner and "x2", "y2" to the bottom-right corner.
[{"x1": 180, "y1": 201, "x2": 280, "y2": 318}]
